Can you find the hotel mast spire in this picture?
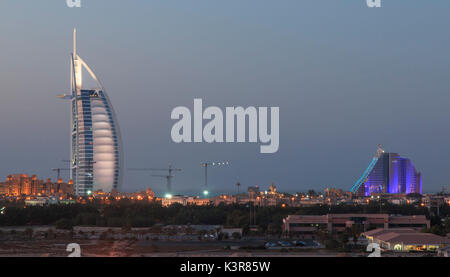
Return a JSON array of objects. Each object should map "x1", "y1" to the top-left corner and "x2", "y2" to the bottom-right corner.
[
  {"x1": 72, "y1": 28, "x2": 82, "y2": 91},
  {"x1": 73, "y1": 28, "x2": 77, "y2": 59}
]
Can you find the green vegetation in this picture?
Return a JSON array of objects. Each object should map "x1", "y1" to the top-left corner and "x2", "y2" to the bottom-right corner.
[
  {"x1": 421, "y1": 217, "x2": 450, "y2": 237},
  {"x1": 55, "y1": 218, "x2": 74, "y2": 230},
  {"x1": 0, "y1": 200, "x2": 447, "y2": 237}
]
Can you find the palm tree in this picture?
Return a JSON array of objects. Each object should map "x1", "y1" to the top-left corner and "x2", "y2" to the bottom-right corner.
[
  {"x1": 236, "y1": 182, "x2": 241, "y2": 194},
  {"x1": 351, "y1": 224, "x2": 363, "y2": 245}
]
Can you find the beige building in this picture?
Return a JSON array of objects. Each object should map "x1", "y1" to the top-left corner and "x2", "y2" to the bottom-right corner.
[
  {"x1": 364, "y1": 228, "x2": 450, "y2": 252},
  {"x1": 161, "y1": 196, "x2": 211, "y2": 207},
  {"x1": 283, "y1": 214, "x2": 430, "y2": 237},
  {"x1": 0, "y1": 174, "x2": 74, "y2": 196}
]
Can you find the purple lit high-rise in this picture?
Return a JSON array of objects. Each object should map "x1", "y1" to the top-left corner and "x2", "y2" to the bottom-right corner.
[{"x1": 351, "y1": 145, "x2": 422, "y2": 196}]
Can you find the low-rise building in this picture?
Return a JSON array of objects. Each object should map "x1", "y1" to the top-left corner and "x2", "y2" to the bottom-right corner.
[
  {"x1": 221, "y1": 228, "x2": 243, "y2": 237},
  {"x1": 161, "y1": 196, "x2": 211, "y2": 207},
  {"x1": 25, "y1": 196, "x2": 59, "y2": 206},
  {"x1": 213, "y1": 195, "x2": 237, "y2": 205},
  {"x1": 282, "y1": 214, "x2": 430, "y2": 237},
  {"x1": 363, "y1": 228, "x2": 450, "y2": 252},
  {"x1": 187, "y1": 197, "x2": 211, "y2": 206}
]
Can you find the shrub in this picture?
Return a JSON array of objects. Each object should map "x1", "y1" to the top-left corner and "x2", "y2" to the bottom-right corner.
[
  {"x1": 24, "y1": 228, "x2": 34, "y2": 239},
  {"x1": 55, "y1": 218, "x2": 74, "y2": 230},
  {"x1": 232, "y1": 232, "x2": 242, "y2": 240}
]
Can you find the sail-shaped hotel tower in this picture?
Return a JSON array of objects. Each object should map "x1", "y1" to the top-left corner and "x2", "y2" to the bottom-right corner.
[{"x1": 64, "y1": 29, "x2": 123, "y2": 195}]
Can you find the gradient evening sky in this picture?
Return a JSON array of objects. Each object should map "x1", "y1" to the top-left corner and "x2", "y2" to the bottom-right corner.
[{"x1": 0, "y1": 0, "x2": 449, "y2": 195}]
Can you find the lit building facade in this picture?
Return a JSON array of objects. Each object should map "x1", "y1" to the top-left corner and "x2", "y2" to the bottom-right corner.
[
  {"x1": 66, "y1": 29, "x2": 123, "y2": 195},
  {"x1": 351, "y1": 146, "x2": 422, "y2": 196},
  {"x1": 0, "y1": 174, "x2": 73, "y2": 196}
]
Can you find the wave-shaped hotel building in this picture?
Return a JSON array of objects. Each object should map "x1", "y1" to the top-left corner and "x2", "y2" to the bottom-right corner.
[
  {"x1": 351, "y1": 145, "x2": 422, "y2": 196},
  {"x1": 60, "y1": 29, "x2": 123, "y2": 196}
]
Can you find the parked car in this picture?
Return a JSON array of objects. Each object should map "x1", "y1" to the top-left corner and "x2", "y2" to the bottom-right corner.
[
  {"x1": 265, "y1": 242, "x2": 278, "y2": 248},
  {"x1": 278, "y1": 241, "x2": 293, "y2": 247},
  {"x1": 293, "y1": 240, "x2": 306, "y2": 246}
]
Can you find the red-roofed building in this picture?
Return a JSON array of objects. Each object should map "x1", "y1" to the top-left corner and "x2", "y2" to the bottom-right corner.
[
  {"x1": 282, "y1": 214, "x2": 430, "y2": 238},
  {"x1": 363, "y1": 228, "x2": 450, "y2": 252}
]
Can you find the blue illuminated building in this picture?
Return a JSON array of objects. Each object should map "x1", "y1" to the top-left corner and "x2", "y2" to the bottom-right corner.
[{"x1": 351, "y1": 145, "x2": 422, "y2": 196}]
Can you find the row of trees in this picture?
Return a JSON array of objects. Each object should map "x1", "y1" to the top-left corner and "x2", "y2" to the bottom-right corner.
[
  {"x1": 422, "y1": 217, "x2": 450, "y2": 236},
  {"x1": 0, "y1": 201, "x2": 446, "y2": 236}
]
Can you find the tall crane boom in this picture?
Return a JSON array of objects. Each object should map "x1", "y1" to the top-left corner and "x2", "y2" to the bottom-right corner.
[
  {"x1": 200, "y1": 161, "x2": 230, "y2": 196},
  {"x1": 51, "y1": 168, "x2": 70, "y2": 180},
  {"x1": 129, "y1": 165, "x2": 182, "y2": 197}
]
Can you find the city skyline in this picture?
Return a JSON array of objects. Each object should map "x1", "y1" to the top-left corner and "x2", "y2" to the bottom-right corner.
[{"x1": 1, "y1": 1, "x2": 450, "y2": 194}]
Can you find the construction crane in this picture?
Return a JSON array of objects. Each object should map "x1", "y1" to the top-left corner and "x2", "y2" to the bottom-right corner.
[
  {"x1": 129, "y1": 165, "x2": 182, "y2": 197},
  {"x1": 51, "y1": 160, "x2": 73, "y2": 181},
  {"x1": 200, "y1": 161, "x2": 230, "y2": 196},
  {"x1": 51, "y1": 168, "x2": 70, "y2": 180},
  {"x1": 236, "y1": 182, "x2": 241, "y2": 194}
]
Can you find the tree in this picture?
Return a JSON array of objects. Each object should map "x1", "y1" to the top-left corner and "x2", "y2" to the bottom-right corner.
[
  {"x1": 314, "y1": 225, "x2": 329, "y2": 242},
  {"x1": 338, "y1": 232, "x2": 349, "y2": 246},
  {"x1": 46, "y1": 228, "x2": 55, "y2": 240},
  {"x1": 429, "y1": 225, "x2": 446, "y2": 237},
  {"x1": 267, "y1": 223, "x2": 281, "y2": 235},
  {"x1": 167, "y1": 228, "x2": 177, "y2": 237},
  {"x1": 185, "y1": 226, "x2": 194, "y2": 235},
  {"x1": 232, "y1": 232, "x2": 242, "y2": 240},
  {"x1": 350, "y1": 224, "x2": 362, "y2": 244},
  {"x1": 444, "y1": 217, "x2": 450, "y2": 233},
  {"x1": 24, "y1": 228, "x2": 34, "y2": 240},
  {"x1": 55, "y1": 218, "x2": 74, "y2": 230},
  {"x1": 325, "y1": 239, "x2": 340, "y2": 250}
]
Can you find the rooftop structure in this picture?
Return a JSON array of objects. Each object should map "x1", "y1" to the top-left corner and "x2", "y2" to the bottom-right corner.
[
  {"x1": 282, "y1": 214, "x2": 430, "y2": 237},
  {"x1": 363, "y1": 228, "x2": 450, "y2": 252}
]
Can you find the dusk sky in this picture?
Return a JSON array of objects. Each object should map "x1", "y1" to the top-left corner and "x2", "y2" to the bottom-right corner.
[{"x1": 1, "y1": 0, "x2": 450, "y2": 195}]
